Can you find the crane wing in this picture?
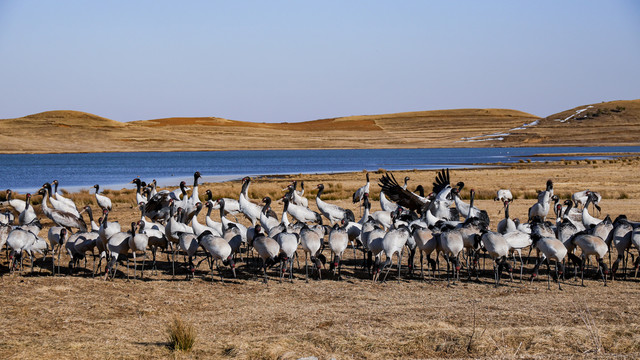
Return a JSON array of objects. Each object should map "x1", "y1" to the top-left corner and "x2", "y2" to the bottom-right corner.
[{"x1": 378, "y1": 173, "x2": 425, "y2": 212}]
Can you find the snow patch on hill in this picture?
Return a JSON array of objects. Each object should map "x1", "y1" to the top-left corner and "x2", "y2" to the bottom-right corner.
[
  {"x1": 457, "y1": 119, "x2": 540, "y2": 143},
  {"x1": 555, "y1": 106, "x2": 594, "y2": 123}
]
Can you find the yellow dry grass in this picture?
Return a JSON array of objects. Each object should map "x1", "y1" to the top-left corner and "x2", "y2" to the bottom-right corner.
[
  {"x1": 1, "y1": 159, "x2": 640, "y2": 359},
  {"x1": 0, "y1": 99, "x2": 638, "y2": 153}
]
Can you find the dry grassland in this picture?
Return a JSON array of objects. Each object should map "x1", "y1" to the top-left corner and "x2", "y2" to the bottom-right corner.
[
  {"x1": 1, "y1": 158, "x2": 640, "y2": 359},
  {"x1": 1, "y1": 99, "x2": 638, "y2": 153}
]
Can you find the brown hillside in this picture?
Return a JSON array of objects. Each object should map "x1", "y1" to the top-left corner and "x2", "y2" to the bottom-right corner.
[
  {"x1": 498, "y1": 99, "x2": 640, "y2": 146},
  {"x1": 0, "y1": 101, "x2": 638, "y2": 153}
]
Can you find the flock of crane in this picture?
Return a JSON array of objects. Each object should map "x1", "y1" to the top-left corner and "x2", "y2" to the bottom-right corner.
[{"x1": 1, "y1": 169, "x2": 639, "y2": 290}]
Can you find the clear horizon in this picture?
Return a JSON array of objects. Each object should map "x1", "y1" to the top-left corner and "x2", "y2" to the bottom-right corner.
[{"x1": 1, "y1": 1, "x2": 638, "y2": 123}]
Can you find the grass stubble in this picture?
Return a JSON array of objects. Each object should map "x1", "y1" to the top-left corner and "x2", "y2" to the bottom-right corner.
[{"x1": 1, "y1": 158, "x2": 640, "y2": 359}]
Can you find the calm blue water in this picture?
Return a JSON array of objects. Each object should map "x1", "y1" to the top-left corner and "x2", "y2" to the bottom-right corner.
[{"x1": 1, "y1": 146, "x2": 638, "y2": 193}]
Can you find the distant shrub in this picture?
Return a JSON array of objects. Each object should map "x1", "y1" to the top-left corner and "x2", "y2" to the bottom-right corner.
[
  {"x1": 375, "y1": 168, "x2": 386, "y2": 174},
  {"x1": 619, "y1": 192, "x2": 630, "y2": 199}
]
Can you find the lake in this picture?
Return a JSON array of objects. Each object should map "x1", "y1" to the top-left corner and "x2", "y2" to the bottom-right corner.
[{"x1": 1, "y1": 146, "x2": 639, "y2": 193}]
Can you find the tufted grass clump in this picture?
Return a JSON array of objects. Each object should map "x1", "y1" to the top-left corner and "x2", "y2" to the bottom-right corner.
[{"x1": 167, "y1": 316, "x2": 197, "y2": 352}]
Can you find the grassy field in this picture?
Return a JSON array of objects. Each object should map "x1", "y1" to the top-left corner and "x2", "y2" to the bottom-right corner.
[
  {"x1": 1, "y1": 157, "x2": 640, "y2": 359},
  {"x1": 0, "y1": 99, "x2": 638, "y2": 153}
]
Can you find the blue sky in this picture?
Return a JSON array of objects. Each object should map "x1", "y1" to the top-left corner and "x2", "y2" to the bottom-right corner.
[{"x1": 0, "y1": 1, "x2": 638, "y2": 123}]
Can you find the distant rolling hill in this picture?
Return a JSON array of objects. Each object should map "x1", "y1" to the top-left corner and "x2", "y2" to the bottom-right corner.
[{"x1": 0, "y1": 100, "x2": 638, "y2": 153}]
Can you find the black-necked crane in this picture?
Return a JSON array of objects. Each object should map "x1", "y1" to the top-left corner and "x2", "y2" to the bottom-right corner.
[
  {"x1": 284, "y1": 185, "x2": 322, "y2": 224},
  {"x1": 316, "y1": 184, "x2": 355, "y2": 225},
  {"x1": 66, "y1": 231, "x2": 98, "y2": 275},
  {"x1": 632, "y1": 227, "x2": 640, "y2": 277},
  {"x1": 203, "y1": 201, "x2": 224, "y2": 236},
  {"x1": 191, "y1": 202, "x2": 221, "y2": 237},
  {"x1": 328, "y1": 219, "x2": 349, "y2": 280},
  {"x1": 477, "y1": 231, "x2": 513, "y2": 287},
  {"x1": 300, "y1": 223, "x2": 324, "y2": 281},
  {"x1": 503, "y1": 230, "x2": 532, "y2": 281},
  {"x1": 530, "y1": 233, "x2": 567, "y2": 290},
  {"x1": 197, "y1": 230, "x2": 235, "y2": 282},
  {"x1": 572, "y1": 189, "x2": 601, "y2": 210},
  {"x1": 104, "y1": 224, "x2": 132, "y2": 280},
  {"x1": 165, "y1": 201, "x2": 193, "y2": 277},
  {"x1": 39, "y1": 188, "x2": 87, "y2": 232},
  {"x1": 274, "y1": 226, "x2": 299, "y2": 282},
  {"x1": 437, "y1": 226, "x2": 464, "y2": 286},
  {"x1": 47, "y1": 226, "x2": 68, "y2": 275},
  {"x1": 528, "y1": 180, "x2": 555, "y2": 222},
  {"x1": 610, "y1": 215, "x2": 633, "y2": 281},
  {"x1": 378, "y1": 173, "x2": 428, "y2": 213},
  {"x1": 411, "y1": 225, "x2": 438, "y2": 281},
  {"x1": 494, "y1": 189, "x2": 513, "y2": 203},
  {"x1": 259, "y1": 196, "x2": 280, "y2": 233},
  {"x1": 218, "y1": 198, "x2": 248, "y2": 244},
  {"x1": 129, "y1": 220, "x2": 149, "y2": 280},
  {"x1": 251, "y1": 224, "x2": 281, "y2": 283},
  {"x1": 42, "y1": 183, "x2": 80, "y2": 217},
  {"x1": 143, "y1": 180, "x2": 188, "y2": 224},
  {"x1": 181, "y1": 171, "x2": 202, "y2": 224},
  {"x1": 137, "y1": 220, "x2": 168, "y2": 276},
  {"x1": 93, "y1": 184, "x2": 112, "y2": 212},
  {"x1": 450, "y1": 188, "x2": 490, "y2": 226},
  {"x1": 377, "y1": 215, "x2": 411, "y2": 282},
  {"x1": 238, "y1": 177, "x2": 264, "y2": 225},
  {"x1": 497, "y1": 200, "x2": 516, "y2": 234},
  {"x1": 97, "y1": 209, "x2": 120, "y2": 275},
  {"x1": 205, "y1": 189, "x2": 241, "y2": 217},
  {"x1": 18, "y1": 193, "x2": 40, "y2": 229},
  {"x1": 131, "y1": 178, "x2": 147, "y2": 205},
  {"x1": 7, "y1": 228, "x2": 48, "y2": 274},
  {"x1": 2, "y1": 189, "x2": 26, "y2": 213},
  {"x1": 179, "y1": 231, "x2": 199, "y2": 280},
  {"x1": 567, "y1": 232, "x2": 608, "y2": 286},
  {"x1": 83, "y1": 206, "x2": 100, "y2": 232},
  {"x1": 290, "y1": 180, "x2": 309, "y2": 208},
  {"x1": 352, "y1": 172, "x2": 370, "y2": 203},
  {"x1": 51, "y1": 180, "x2": 78, "y2": 211}
]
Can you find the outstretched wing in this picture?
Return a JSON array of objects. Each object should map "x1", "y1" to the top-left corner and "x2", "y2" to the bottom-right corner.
[
  {"x1": 378, "y1": 173, "x2": 425, "y2": 212},
  {"x1": 432, "y1": 168, "x2": 450, "y2": 195}
]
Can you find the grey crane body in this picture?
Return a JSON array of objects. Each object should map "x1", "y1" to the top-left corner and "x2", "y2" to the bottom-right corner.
[
  {"x1": 530, "y1": 233, "x2": 567, "y2": 290},
  {"x1": 238, "y1": 177, "x2": 264, "y2": 225},
  {"x1": 42, "y1": 183, "x2": 80, "y2": 217},
  {"x1": 47, "y1": 226, "x2": 68, "y2": 275},
  {"x1": 610, "y1": 216, "x2": 633, "y2": 281},
  {"x1": 66, "y1": 231, "x2": 98, "y2": 275},
  {"x1": 300, "y1": 224, "x2": 324, "y2": 281},
  {"x1": 412, "y1": 225, "x2": 438, "y2": 280},
  {"x1": 479, "y1": 231, "x2": 513, "y2": 287},
  {"x1": 252, "y1": 225, "x2": 281, "y2": 283},
  {"x1": 93, "y1": 184, "x2": 112, "y2": 212},
  {"x1": 2, "y1": 189, "x2": 26, "y2": 213},
  {"x1": 274, "y1": 228, "x2": 299, "y2": 282},
  {"x1": 198, "y1": 230, "x2": 235, "y2": 281},
  {"x1": 104, "y1": 226, "x2": 132, "y2": 280},
  {"x1": 497, "y1": 201, "x2": 516, "y2": 234},
  {"x1": 568, "y1": 232, "x2": 609, "y2": 286},
  {"x1": 316, "y1": 184, "x2": 355, "y2": 225},
  {"x1": 179, "y1": 232, "x2": 199, "y2": 279},
  {"x1": 328, "y1": 220, "x2": 349, "y2": 280},
  {"x1": 128, "y1": 221, "x2": 149, "y2": 280},
  {"x1": 437, "y1": 227, "x2": 464, "y2": 286},
  {"x1": 39, "y1": 188, "x2": 86, "y2": 232}
]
